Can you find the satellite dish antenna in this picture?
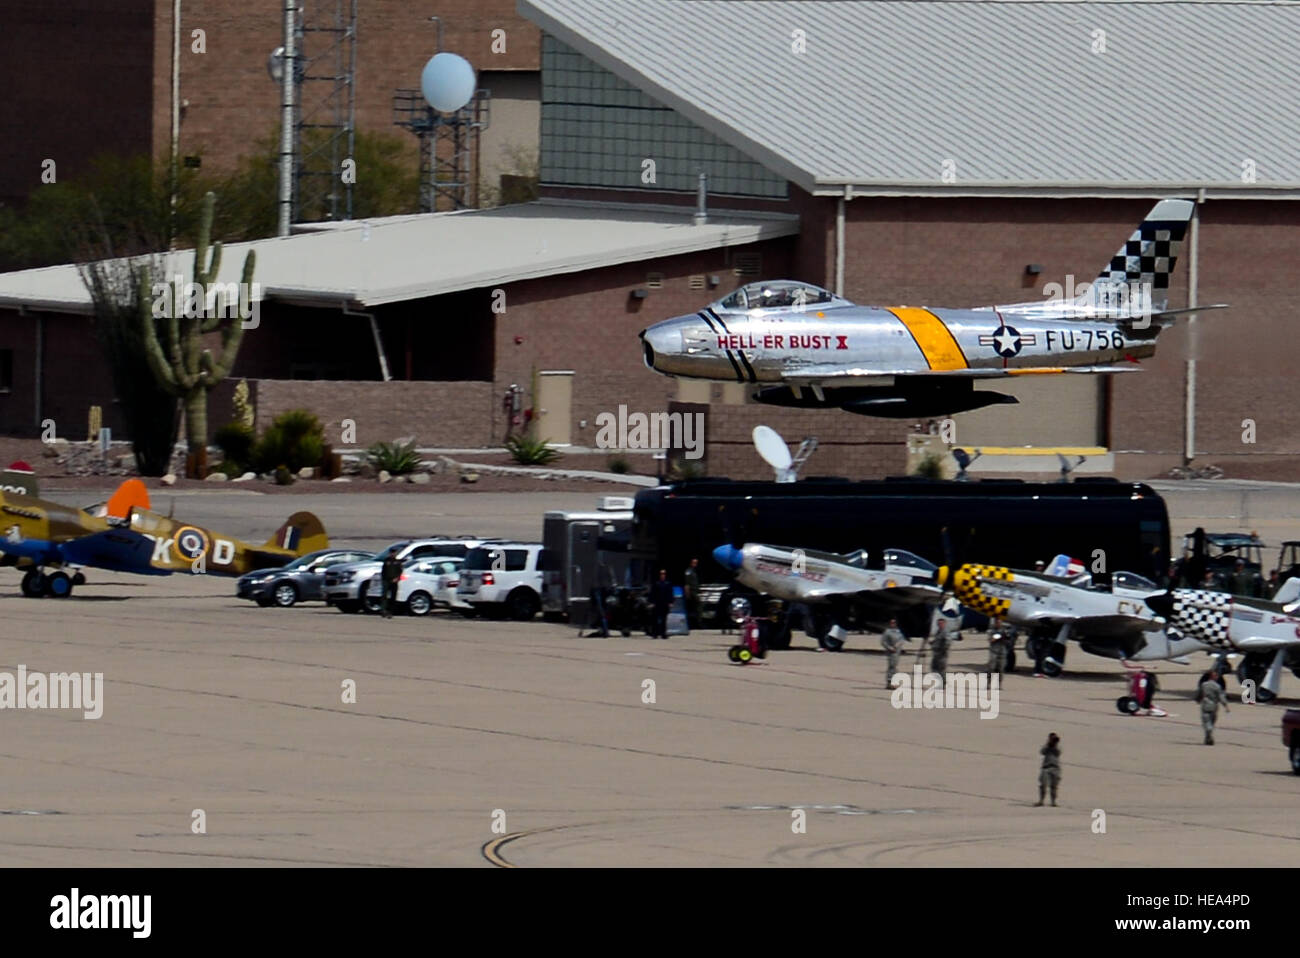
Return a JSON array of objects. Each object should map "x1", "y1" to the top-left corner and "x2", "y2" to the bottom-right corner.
[
  {"x1": 421, "y1": 52, "x2": 477, "y2": 113},
  {"x1": 952, "y1": 447, "x2": 982, "y2": 481},
  {"x1": 753, "y1": 425, "x2": 795, "y2": 482},
  {"x1": 1057, "y1": 452, "x2": 1086, "y2": 482}
]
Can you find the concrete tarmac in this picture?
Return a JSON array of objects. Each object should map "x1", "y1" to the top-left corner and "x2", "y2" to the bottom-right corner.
[{"x1": 0, "y1": 484, "x2": 1294, "y2": 867}]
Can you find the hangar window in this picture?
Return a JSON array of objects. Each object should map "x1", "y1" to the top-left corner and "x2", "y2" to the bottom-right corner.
[{"x1": 0, "y1": 349, "x2": 10, "y2": 392}]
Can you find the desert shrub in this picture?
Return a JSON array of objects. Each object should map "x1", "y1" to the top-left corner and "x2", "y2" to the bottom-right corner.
[
  {"x1": 606, "y1": 455, "x2": 630, "y2": 474},
  {"x1": 669, "y1": 459, "x2": 706, "y2": 480},
  {"x1": 505, "y1": 434, "x2": 560, "y2": 465},
  {"x1": 912, "y1": 453, "x2": 945, "y2": 479},
  {"x1": 366, "y1": 439, "x2": 422, "y2": 476},
  {"x1": 251, "y1": 409, "x2": 325, "y2": 473},
  {"x1": 214, "y1": 421, "x2": 254, "y2": 473}
]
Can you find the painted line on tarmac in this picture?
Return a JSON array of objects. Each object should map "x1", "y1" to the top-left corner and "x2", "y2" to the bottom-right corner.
[{"x1": 482, "y1": 825, "x2": 573, "y2": 868}]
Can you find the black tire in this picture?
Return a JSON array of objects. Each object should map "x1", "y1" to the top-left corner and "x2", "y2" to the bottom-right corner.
[
  {"x1": 20, "y1": 569, "x2": 45, "y2": 598},
  {"x1": 1041, "y1": 659, "x2": 1064, "y2": 678},
  {"x1": 336, "y1": 599, "x2": 362, "y2": 614},
  {"x1": 272, "y1": 582, "x2": 298, "y2": 608},
  {"x1": 507, "y1": 588, "x2": 540, "y2": 622},
  {"x1": 44, "y1": 571, "x2": 72, "y2": 598},
  {"x1": 71, "y1": 572, "x2": 86, "y2": 586},
  {"x1": 1117, "y1": 696, "x2": 1139, "y2": 714},
  {"x1": 407, "y1": 591, "x2": 433, "y2": 616},
  {"x1": 1290, "y1": 742, "x2": 1300, "y2": 775},
  {"x1": 822, "y1": 632, "x2": 845, "y2": 652},
  {"x1": 728, "y1": 646, "x2": 741, "y2": 662}
]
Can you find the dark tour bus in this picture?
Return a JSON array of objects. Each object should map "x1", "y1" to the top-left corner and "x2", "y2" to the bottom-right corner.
[{"x1": 631, "y1": 476, "x2": 1170, "y2": 623}]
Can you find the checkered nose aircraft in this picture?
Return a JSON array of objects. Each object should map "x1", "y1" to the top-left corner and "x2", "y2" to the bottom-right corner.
[
  {"x1": 938, "y1": 556, "x2": 1213, "y2": 677},
  {"x1": 1145, "y1": 581, "x2": 1300, "y2": 702},
  {"x1": 640, "y1": 199, "x2": 1224, "y2": 417}
]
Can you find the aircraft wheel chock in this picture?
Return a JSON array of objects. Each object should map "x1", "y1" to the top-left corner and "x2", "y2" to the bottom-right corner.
[
  {"x1": 45, "y1": 571, "x2": 72, "y2": 598},
  {"x1": 20, "y1": 570, "x2": 45, "y2": 598}
]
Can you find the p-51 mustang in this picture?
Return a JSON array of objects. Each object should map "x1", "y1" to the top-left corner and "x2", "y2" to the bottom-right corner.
[
  {"x1": 0, "y1": 478, "x2": 327, "y2": 597},
  {"x1": 1146, "y1": 584, "x2": 1300, "y2": 702},
  {"x1": 940, "y1": 557, "x2": 1214, "y2": 676},
  {"x1": 712, "y1": 541, "x2": 951, "y2": 650},
  {"x1": 640, "y1": 199, "x2": 1224, "y2": 417}
]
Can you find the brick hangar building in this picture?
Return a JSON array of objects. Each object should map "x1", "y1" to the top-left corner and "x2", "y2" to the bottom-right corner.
[{"x1": 0, "y1": 0, "x2": 1296, "y2": 480}]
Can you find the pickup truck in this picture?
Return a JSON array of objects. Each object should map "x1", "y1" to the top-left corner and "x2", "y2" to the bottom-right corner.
[{"x1": 1283, "y1": 710, "x2": 1300, "y2": 775}]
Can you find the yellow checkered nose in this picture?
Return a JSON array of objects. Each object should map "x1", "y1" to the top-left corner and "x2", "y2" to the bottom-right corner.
[{"x1": 936, "y1": 566, "x2": 949, "y2": 587}]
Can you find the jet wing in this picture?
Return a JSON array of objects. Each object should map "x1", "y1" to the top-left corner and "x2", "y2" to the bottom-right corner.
[
  {"x1": 781, "y1": 365, "x2": 1142, "y2": 386},
  {"x1": 58, "y1": 529, "x2": 171, "y2": 576}
]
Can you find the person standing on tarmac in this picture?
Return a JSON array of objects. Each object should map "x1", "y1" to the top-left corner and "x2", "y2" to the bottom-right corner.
[
  {"x1": 987, "y1": 619, "x2": 1011, "y2": 680},
  {"x1": 649, "y1": 569, "x2": 674, "y2": 639},
  {"x1": 380, "y1": 553, "x2": 403, "y2": 619},
  {"x1": 881, "y1": 618, "x2": 908, "y2": 689},
  {"x1": 928, "y1": 616, "x2": 953, "y2": 677},
  {"x1": 683, "y1": 557, "x2": 701, "y2": 628},
  {"x1": 1035, "y1": 733, "x2": 1062, "y2": 806},
  {"x1": 1196, "y1": 669, "x2": 1230, "y2": 745}
]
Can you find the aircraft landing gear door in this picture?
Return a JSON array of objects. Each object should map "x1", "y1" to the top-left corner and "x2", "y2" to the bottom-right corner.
[{"x1": 536, "y1": 371, "x2": 573, "y2": 446}]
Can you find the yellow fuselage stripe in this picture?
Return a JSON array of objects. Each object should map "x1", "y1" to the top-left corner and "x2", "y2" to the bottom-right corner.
[{"x1": 888, "y1": 308, "x2": 969, "y2": 370}]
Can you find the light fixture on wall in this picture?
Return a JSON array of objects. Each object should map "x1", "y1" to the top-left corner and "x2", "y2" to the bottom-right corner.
[
  {"x1": 630, "y1": 288, "x2": 649, "y2": 300},
  {"x1": 1025, "y1": 264, "x2": 1043, "y2": 275}
]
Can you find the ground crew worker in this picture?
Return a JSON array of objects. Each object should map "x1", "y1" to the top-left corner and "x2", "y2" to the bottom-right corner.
[
  {"x1": 987, "y1": 619, "x2": 1011, "y2": 679},
  {"x1": 1196, "y1": 670, "x2": 1230, "y2": 745},
  {"x1": 649, "y1": 569, "x2": 673, "y2": 639},
  {"x1": 380, "y1": 553, "x2": 403, "y2": 619},
  {"x1": 881, "y1": 618, "x2": 908, "y2": 688},
  {"x1": 1229, "y1": 559, "x2": 1259, "y2": 598},
  {"x1": 928, "y1": 617, "x2": 952, "y2": 677},
  {"x1": 1035, "y1": 732, "x2": 1062, "y2": 806},
  {"x1": 683, "y1": 557, "x2": 701, "y2": 628}
]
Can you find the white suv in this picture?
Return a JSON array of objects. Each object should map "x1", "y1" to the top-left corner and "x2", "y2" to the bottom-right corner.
[
  {"x1": 456, "y1": 542, "x2": 550, "y2": 620},
  {"x1": 325, "y1": 537, "x2": 500, "y2": 613}
]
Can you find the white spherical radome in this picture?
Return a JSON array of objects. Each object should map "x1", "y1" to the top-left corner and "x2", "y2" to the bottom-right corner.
[{"x1": 420, "y1": 53, "x2": 476, "y2": 113}]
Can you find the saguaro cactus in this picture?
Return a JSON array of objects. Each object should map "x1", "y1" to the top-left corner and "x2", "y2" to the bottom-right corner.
[{"x1": 138, "y1": 191, "x2": 255, "y2": 477}]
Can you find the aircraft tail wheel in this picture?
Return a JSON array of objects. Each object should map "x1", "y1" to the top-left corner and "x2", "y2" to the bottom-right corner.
[
  {"x1": 737, "y1": 647, "x2": 753, "y2": 663},
  {"x1": 45, "y1": 572, "x2": 72, "y2": 598},
  {"x1": 20, "y1": 570, "x2": 45, "y2": 598},
  {"x1": 1116, "y1": 696, "x2": 1139, "y2": 714}
]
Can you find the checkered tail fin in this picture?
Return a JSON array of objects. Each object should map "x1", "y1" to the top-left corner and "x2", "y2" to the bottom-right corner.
[{"x1": 1075, "y1": 198, "x2": 1195, "y2": 315}]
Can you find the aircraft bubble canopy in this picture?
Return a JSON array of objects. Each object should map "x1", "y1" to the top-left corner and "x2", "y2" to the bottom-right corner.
[{"x1": 717, "y1": 280, "x2": 839, "y2": 311}]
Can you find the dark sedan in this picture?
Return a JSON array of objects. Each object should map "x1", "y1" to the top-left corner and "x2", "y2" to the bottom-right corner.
[{"x1": 237, "y1": 549, "x2": 375, "y2": 607}]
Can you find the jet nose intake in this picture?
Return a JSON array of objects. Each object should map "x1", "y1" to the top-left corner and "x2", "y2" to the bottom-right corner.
[{"x1": 713, "y1": 544, "x2": 743, "y2": 571}]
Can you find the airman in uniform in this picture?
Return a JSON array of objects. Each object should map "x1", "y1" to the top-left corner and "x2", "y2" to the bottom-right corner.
[
  {"x1": 881, "y1": 618, "x2": 908, "y2": 688},
  {"x1": 1196, "y1": 670, "x2": 1230, "y2": 745},
  {"x1": 928, "y1": 617, "x2": 952, "y2": 677},
  {"x1": 1035, "y1": 732, "x2": 1061, "y2": 806},
  {"x1": 987, "y1": 619, "x2": 1012, "y2": 679}
]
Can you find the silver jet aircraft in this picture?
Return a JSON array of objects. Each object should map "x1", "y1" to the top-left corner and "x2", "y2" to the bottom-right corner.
[
  {"x1": 640, "y1": 199, "x2": 1222, "y2": 417},
  {"x1": 712, "y1": 541, "x2": 948, "y2": 650}
]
